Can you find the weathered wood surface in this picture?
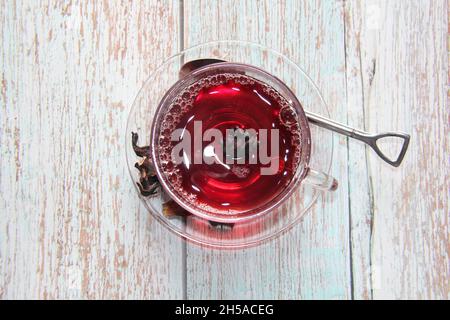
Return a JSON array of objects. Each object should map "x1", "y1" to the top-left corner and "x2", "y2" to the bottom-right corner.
[
  {"x1": 360, "y1": 0, "x2": 449, "y2": 299},
  {"x1": 344, "y1": 0, "x2": 449, "y2": 299},
  {"x1": 184, "y1": 0, "x2": 352, "y2": 300},
  {"x1": 0, "y1": 1, "x2": 184, "y2": 299},
  {"x1": 1, "y1": 0, "x2": 448, "y2": 300}
]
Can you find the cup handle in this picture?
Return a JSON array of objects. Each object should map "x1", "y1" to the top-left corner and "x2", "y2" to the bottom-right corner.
[{"x1": 303, "y1": 168, "x2": 338, "y2": 191}]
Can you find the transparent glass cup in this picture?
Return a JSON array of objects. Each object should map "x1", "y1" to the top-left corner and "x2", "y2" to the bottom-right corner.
[
  {"x1": 126, "y1": 40, "x2": 335, "y2": 248},
  {"x1": 151, "y1": 62, "x2": 337, "y2": 223}
]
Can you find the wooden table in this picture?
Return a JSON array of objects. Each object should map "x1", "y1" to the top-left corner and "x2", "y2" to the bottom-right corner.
[{"x1": 1, "y1": 0, "x2": 448, "y2": 300}]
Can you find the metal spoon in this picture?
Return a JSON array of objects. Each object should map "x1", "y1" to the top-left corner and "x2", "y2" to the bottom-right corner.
[{"x1": 180, "y1": 59, "x2": 410, "y2": 167}]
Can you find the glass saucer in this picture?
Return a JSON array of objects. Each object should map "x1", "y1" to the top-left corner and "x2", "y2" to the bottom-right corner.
[{"x1": 125, "y1": 40, "x2": 333, "y2": 248}]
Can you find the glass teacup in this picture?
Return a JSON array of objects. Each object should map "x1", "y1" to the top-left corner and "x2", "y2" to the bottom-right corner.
[{"x1": 150, "y1": 62, "x2": 337, "y2": 223}]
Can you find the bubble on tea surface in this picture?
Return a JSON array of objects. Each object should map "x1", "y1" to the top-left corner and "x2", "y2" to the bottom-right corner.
[
  {"x1": 162, "y1": 121, "x2": 175, "y2": 132},
  {"x1": 294, "y1": 148, "x2": 302, "y2": 161},
  {"x1": 165, "y1": 114, "x2": 174, "y2": 123},
  {"x1": 160, "y1": 153, "x2": 168, "y2": 161},
  {"x1": 172, "y1": 114, "x2": 180, "y2": 123},
  {"x1": 179, "y1": 101, "x2": 187, "y2": 111},
  {"x1": 210, "y1": 75, "x2": 218, "y2": 83},
  {"x1": 290, "y1": 122, "x2": 301, "y2": 132},
  {"x1": 159, "y1": 136, "x2": 170, "y2": 147},
  {"x1": 183, "y1": 103, "x2": 193, "y2": 113},
  {"x1": 170, "y1": 104, "x2": 181, "y2": 114},
  {"x1": 165, "y1": 161, "x2": 174, "y2": 172},
  {"x1": 261, "y1": 84, "x2": 270, "y2": 93},
  {"x1": 188, "y1": 86, "x2": 197, "y2": 94},
  {"x1": 231, "y1": 165, "x2": 251, "y2": 179},
  {"x1": 290, "y1": 132, "x2": 301, "y2": 146},
  {"x1": 168, "y1": 172, "x2": 179, "y2": 185},
  {"x1": 236, "y1": 75, "x2": 248, "y2": 85},
  {"x1": 181, "y1": 91, "x2": 191, "y2": 100},
  {"x1": 161, "y1": 128, "x2": 171, "y2": 138},
  {"x1": 185, "y1": 192, "x2": 197, "y2": 202},
  {"x1": 279, "y1": 105, "x2": 298, "y2": 126}
]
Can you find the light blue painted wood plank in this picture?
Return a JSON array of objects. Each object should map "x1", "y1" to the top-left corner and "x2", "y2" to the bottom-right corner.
[
  {"x1": 343, "y1": 0, "x2": 375, "y2": 299},
  {"x1": 0, "y1": 0, "x2": 184, "y2": 299},
  {"x1": 364, "y1": 0, "x2": 450, "y2": 299},
  {"x1": 183, "y1": 0, "x2": 351, "y2": 299}
]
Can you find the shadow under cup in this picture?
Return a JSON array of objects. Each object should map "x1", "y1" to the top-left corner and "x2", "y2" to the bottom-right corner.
[{"x1": 151, "y1": 63, "x2": 313, "y2": 223}]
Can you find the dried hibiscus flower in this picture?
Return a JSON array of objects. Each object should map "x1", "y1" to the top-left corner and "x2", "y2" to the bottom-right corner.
[
  {"x1": 131, "y1": 131, "x2": 233, "y2": 231},
  {"x1": 132, "y1": 132, "x2": 189, "y2": 218}
]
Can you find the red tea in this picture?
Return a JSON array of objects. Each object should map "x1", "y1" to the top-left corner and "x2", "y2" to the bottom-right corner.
[{"x1": 157, "y1": 73, "x2": 303, "y2": 215}]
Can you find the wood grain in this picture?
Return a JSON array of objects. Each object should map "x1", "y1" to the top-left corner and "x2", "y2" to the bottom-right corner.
[
  {"x1": 183, "y1": 0, "x2": 352, "y2": 299},
  {"x1": 344, "y1": 0, "x2": 377, "y2": 300},
  {"x1": 0, "y1": 0, "x2": 184, "y2": 299},
  {"x1": 0, "y1": 0, "x2": 448, "y2": 300},
  {"x1": 361, "y1": 0, "x2": 449, "y2": 299}
]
